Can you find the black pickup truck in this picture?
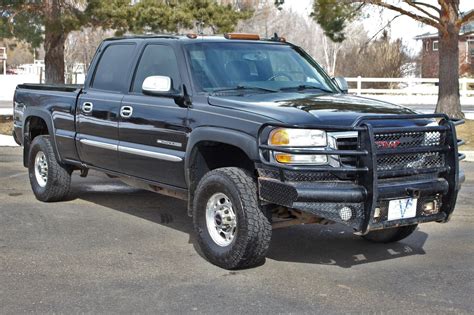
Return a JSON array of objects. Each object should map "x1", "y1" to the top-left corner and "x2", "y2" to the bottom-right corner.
[{"x1": 13, "y1": 34, "x2": 465, "y2": 269}]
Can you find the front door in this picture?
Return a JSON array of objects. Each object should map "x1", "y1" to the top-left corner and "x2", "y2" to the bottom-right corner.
[
  {"x1": 76, "y1": 42, "x2": 137, "y2": 171},
  {"x1": 118, "y1": 44, "x2": 188, "y2": 188}
]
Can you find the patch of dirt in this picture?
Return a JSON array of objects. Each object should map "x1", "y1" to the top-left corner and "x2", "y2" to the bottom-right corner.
[
  {"x1": 0, "y1": 120, "x2": 13, "y2": 135},
  {"x1": 456, "y1": 119, "x2": 474, "y2": 151}
]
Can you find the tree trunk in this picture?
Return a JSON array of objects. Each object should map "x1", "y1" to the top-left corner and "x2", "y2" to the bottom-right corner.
[
  {"x1": 435, "y1": 1, "x2": 464, "y2": 119},
  {"x1": 44, "y1": 28, "x2": 66, "y2": 84},
  {"x1": 43, "y1": 0, "x2": 66, "y2": 84}
]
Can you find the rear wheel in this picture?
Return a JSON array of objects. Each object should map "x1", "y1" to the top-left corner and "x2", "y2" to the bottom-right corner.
[
  {"x1": 193, "y1": 167, "x2": 272, "y2": 269},
  {"x1": 361, "y1": 224, "x2": 418, "y2": 243},
  {"x1": 28, "y1": 135, "x2": 71, "y2": 202}
]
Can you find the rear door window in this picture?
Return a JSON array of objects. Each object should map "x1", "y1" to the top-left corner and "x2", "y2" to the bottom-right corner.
[{"x1": 92, "y1": 44, "x2": 136, "y2": 92}]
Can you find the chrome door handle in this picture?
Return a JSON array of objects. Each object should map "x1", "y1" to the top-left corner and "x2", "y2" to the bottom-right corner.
[
  {"x1": 120, "y1": 105, "x2": 133, "y2": 118},
  {"x1": 82, "y1": 102, "x2": 93, "y2": 113}
]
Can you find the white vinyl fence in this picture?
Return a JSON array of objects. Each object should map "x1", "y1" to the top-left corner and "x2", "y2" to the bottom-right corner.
[
  {"x1": 347, "y1": 77, "x2": 474, "y2": 96},
  {"x1": 1, "y1": 74, "x2": 473, "y2": 105},
  {"x1": 346, "y1": 77, "x2": 474, "y2": 105}
]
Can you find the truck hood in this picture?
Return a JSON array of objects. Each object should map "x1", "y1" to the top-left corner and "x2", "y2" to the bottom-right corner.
[{"x1": 208, "y1": 93, "x2": 422, "y2": 127}]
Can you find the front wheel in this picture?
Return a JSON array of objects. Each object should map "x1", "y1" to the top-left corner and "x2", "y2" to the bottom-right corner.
[
  {"x1": 28, "y1": 135, "x2": 71, "y2": 202},
  {"x1": 193, "y1": 167, "x2": 272, "y2": 269},
  {"x1": 361, "y1": 225, "x2": 418, "y2": 243}
]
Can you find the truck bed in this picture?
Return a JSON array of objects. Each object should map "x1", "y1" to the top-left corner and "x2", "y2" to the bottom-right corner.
[
  {"x1": 13, "y1": 84, "x2": 83, "y2": 162},
  {"x1": 16, "y1": 83, "x2": 82, "y2": 93}
]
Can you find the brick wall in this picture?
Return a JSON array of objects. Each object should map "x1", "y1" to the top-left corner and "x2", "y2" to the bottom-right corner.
[
  {"x1": 421, "y1": 38, "x2": 439, "y2": 78},
  {"x1": 421, "y1": 37, "x2": 473, "y2": 78}
]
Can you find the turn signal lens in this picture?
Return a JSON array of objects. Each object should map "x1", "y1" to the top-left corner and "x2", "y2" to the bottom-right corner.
[
  {"x1": 269, "y1": 129, "x2": 290, "y2": 146},
  {"x1": 275, "y1": 153, "x2": 292, "y2": 163},
  {"x1": 275, "y1": 153, "x2": 328, "y2": 164}
]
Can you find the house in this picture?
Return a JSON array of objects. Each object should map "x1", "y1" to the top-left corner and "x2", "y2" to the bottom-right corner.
[
  {"x1": 0, "y1": 47, "x2": 6, "y2": 75},
  {"x1": 416, "y1": 19, "x2": 474, "y2": 78}
]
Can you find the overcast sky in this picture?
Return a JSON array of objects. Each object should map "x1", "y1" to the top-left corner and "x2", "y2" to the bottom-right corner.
[{"x1": 284, "y1": 0, "x2": 473, "y2": 53}]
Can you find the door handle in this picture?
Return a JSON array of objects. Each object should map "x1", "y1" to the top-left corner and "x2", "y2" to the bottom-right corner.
[
  {"x1": 120, "y1": 105, "x2": 133, "y2": 118},
  {"x1": 82, "y1": 102, "x2": 93, "y2": 113}
]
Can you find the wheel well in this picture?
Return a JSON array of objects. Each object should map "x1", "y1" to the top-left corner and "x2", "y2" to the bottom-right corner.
[
  {"x1": 26, "y1": 116, "x2": 49, "y2": 140},
  {"x1": 23, "y1": 116, "x2": 50, "y2": 167},
  {"x1": 187, "y1": 141, "x2": 256, "y2": 212}
]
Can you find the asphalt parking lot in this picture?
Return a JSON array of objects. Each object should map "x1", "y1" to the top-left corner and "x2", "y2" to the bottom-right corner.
[{"x1": 1, "y1": 146, "x2": 473, "y2": 313}]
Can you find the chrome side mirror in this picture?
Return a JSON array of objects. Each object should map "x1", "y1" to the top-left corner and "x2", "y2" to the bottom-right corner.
[
  {"x1": 142, "y1": 76, "x2": 172, "y2": 95},
  {"x1": 333, "y1": 77, "x2": 348, "y2": 93}
]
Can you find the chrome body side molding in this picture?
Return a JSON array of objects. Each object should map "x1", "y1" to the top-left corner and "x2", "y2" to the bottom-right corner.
[
  {"x1": 79, "y1": 138, "x2": 183, "y2": 162},
  {"x1": 118, "y1": 145, "x2": 183, "y2": 162},
  {"x1": 79, "y1": 138, "x2": 118, "y2": 151}
]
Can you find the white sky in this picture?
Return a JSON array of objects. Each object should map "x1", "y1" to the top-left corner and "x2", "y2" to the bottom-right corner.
[{"x1": 284, "y1": 0, "x2": 474, "y2": 53}]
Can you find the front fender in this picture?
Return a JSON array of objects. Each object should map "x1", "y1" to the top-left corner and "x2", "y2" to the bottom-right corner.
[{"x1": 184, "y1": 127, "x2": 259, "y2": 186}]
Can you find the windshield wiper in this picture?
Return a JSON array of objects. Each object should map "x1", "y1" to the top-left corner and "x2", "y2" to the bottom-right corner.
[
  {"x1": 210, "y1": 85, "x2": 278, "y2": 95},
  {"x1": 279, "y1": 84, "x2": 334, "y2": 94}
]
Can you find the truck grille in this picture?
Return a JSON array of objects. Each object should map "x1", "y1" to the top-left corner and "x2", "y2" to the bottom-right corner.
[{"x1": 335, "y1": 130, "x2": 446, "y2": 176}]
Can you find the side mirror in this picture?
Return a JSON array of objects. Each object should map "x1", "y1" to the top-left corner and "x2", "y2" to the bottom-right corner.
[
  {"x1": 142, "y1": 75, "x2": 173, "y2": 95},
  {"x1": 333, "y1": 77, "x2": 348, "y2": 94},
  {"x1": 142, "y1": 76, "x2": 192, "y2": 108}
]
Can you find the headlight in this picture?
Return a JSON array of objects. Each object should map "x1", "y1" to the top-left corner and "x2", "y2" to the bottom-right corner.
[
  {"x1": 268, "y1": 128, "x2": 327, "y2": 147},
  {"x1": 269, "y1": 128, "x2": 328, "y2": 164}
]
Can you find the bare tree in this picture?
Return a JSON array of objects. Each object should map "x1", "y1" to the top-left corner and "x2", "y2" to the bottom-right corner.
[
  {"x1": 336, "y1": 30, "x2": 410, "y2": 89},
  {"x1": 64, "y1": 27, "x2": 114, "y2": 83},
  {"x1": 309, "y1": 0, "x2": 474, "y2": 118}
]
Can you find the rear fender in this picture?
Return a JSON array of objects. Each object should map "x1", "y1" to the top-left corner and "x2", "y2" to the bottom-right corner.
[{"x1": 23, "y1": 108, "x2": 61, "y2": 167}]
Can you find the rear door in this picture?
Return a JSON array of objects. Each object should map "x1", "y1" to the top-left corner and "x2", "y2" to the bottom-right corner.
[
  {"x1": 76, "y1": 42, "x2": 137, "y2": 171},
  {"x1": 118, "y1": 43, "x2": 188, "y2": 188}
]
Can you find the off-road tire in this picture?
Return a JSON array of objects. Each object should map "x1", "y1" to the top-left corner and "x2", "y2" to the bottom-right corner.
[
  {"x1": 28, "y1": 135, "x2": 71, "y2": 202},
  {"x1": 362, "y1": 224, "x2": 418, "y2": 243},
  {"x1": 193, "y1": 167, "x2": 272, "y2": 269}
]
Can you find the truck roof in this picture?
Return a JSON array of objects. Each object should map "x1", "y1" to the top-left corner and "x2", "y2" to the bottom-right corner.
[{"x1": 103, "y1": 33, "x2": 289, "y2": 45}]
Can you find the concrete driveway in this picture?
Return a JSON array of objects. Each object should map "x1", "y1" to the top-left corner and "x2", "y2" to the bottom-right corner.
[{"x1": 1, "y1": 146, "x2": 473, "y2": 313}]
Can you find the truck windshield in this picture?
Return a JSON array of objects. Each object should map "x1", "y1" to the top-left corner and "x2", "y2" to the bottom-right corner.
[{"x1": 184, "y1": 42, "x2": 338, "y2": 94}]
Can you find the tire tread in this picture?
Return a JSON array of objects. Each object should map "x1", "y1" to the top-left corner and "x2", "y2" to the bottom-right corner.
[
  {"x1": 29, "y1": 135, "x2": 71, "y2": 202},
  {"x1": 193, "y1": 167, "x2": 272, "y2": 269}
]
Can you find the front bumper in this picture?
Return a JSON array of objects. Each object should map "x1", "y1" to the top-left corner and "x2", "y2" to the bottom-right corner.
[
  {"x1": 257, "y1": 114, "x2": 465, "y2": 234},
  {"x1": 258, "y1": 169, "x2": 465, "y2": 232}
]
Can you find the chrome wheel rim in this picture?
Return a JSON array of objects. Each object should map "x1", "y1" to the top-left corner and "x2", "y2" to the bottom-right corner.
[
  {"x1": 205, "y1": 193, "x2": 237, "y2": 247},
  {"x1": 34, "y1": 151, "x2": 48, "y2": 187}
]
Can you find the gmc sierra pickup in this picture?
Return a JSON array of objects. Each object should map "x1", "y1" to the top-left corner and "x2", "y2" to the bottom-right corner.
[{"x1": 13, "y1": 34, "x2": 465, "y2": 269}]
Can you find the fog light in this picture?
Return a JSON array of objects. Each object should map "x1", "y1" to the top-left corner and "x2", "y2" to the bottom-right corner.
[
  {"x1": 374, "y1": 207, "x2": 381, "y2": 219},
  {"x1": 339, "y1": 207, "x2": 353, "y2": 221},
  {"x1": 422, "y1": 200, "x2": 438, "y2": 215}
]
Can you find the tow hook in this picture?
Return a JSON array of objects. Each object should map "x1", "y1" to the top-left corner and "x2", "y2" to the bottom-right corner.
[{"x1": 406, "y1": 188, "x2": 421, "y2": 199}]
